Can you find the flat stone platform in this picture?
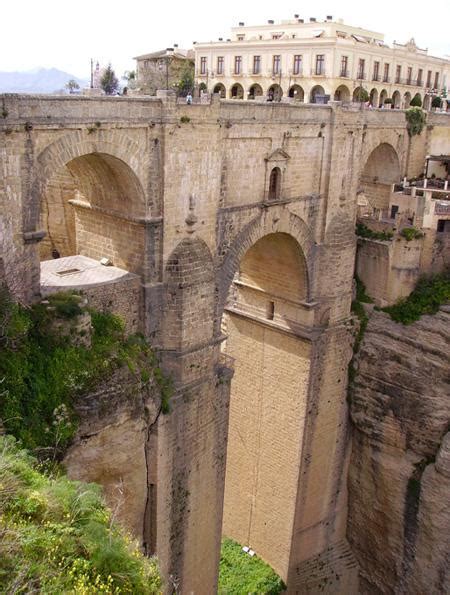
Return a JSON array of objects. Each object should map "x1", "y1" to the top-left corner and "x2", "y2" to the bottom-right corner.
[{"x1": 40, "y1": 254, "x2": 136, "y2": 295}]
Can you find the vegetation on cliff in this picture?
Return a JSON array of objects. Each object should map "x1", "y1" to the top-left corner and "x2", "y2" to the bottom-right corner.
[
  {"x1": 356, "y1": 223, "x2": 393, "y2": 241},
  {"x1": 0, "y1": 288, "x2": 171, "y2": 457},
  {"x1": 0, "y1": 435, "x2": 161, "y2": 593},
  {"x1": 382, "y1": 273, "x2": 450, "y2": 324},
  {"x1": 218, "y1": 538, "x2": 285, "y2": 594}
]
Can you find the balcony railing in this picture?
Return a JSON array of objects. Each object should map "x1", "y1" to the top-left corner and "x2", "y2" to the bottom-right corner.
[
  {"x1": 357, "y1": 71, "x2": 366, "y2": 80},
  {"x1": 372, "y1": 74, "x2": 380, "y2": 82},
  {"x1": 382, "y1": 76, "x2": 390, "y2": 83},
  {"x1": 339, "y1": 69, "x2": 349, "y2": 77}
]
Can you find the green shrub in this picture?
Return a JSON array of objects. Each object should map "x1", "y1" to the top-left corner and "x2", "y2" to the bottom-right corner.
[
  {"x1": 0, "y1": 435, "x2": 161, "y2": 593},
  {"x1": 432, "y1": 96, "x2": 442, "y2": 109},
  {"x1": 410, "y1": 94, "x2": 422, "y2": 108},
  {"x1": 405, "y1": 107, "x2": 426, "y2": 137},
  {"x1": 382, "y1": 273, "x2": 450, "y2": 324},
  {"x1": 218, "y1": 538, "x2": 285, "y2": 594},
  {"x1": 400, "y1": 226, "x2": 424, "y2": 241},
  {"x1": 356, "y1": 222, "x2": 393, "y2": 241},
  {"x1": 0, "y1": 289, "x2": 172, "y2": 455}
]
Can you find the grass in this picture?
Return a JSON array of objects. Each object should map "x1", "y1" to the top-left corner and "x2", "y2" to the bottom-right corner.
[
  {"x1": 0, "y1": 435, "x2": 161, "y2": 593},
  {"x1": 356, "y1": 223, "x2": 393, "y2": 242},
  {"x1": 218, "y1": 538, "x2": 285, "y2": 595},
  {"x1": 0, "y1": 287, "x2": 172, "y2": 456},
  {"x1": 382, "y1": 273, "x2": 450, "y2": 324}
]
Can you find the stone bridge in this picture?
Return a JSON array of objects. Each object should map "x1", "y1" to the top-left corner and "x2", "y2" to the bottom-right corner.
[{"x1": 1, "y1": 93, "x2": 448, "y2": 593}]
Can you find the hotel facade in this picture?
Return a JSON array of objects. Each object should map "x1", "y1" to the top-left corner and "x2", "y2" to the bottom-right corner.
[{"x1": 194, "y1": 16, "x2": 450, "y2": 109}]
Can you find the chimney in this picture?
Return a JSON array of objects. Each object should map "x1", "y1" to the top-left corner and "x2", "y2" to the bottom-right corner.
[
  {"x1": 239, "y1": 21, "x2": 244, "y2": 26},
  {"x1": 268, "y1": 19, "x2": 274, "y2": 24},
  {"x1": 310, "y1": 17, "x2": 316, "y2": 22}
]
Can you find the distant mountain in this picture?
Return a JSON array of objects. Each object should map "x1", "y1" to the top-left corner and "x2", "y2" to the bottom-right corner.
[{"x1": 0, "y1": 68, "x2": 88, "y2": 94}]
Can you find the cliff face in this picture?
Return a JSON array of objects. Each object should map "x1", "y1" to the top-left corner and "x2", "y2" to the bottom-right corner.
[
  {"x1": 63, "y1": 366, "x2": 161, "y2": 547},
  {"x1": 348, "y1": 307, "x2": 450, "y2": 594}
]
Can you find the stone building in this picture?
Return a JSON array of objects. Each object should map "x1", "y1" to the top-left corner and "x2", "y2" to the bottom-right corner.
[
  {"x1": 1, "y1": 92, "x2": 449, "y2": 593},
  {"x1": 134, "y1": 47, "x2": 194, "y2": 95},
  {"x1": 194, "y1": 15, "x2": 450, "y2": 108}
]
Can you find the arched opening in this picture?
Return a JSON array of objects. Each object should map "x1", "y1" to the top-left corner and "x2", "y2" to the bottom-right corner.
[
  {"x1": 403, "y1": 91, "x2": 412, "y2": 108},
  {"x1": 423, "y1": 94, "x2": 432, "y2": 110},
  {"x1": 221, "y1": 232, "x2": 311, "y2": 582},
  {"x1": 267, "y1": 84, "x2": 283, "y2": 102},
  {"x1": 39, "y1": 152, "x2": 146, "y2": 316},
  {"x1": 334, "y1": 84, "x2": 351, "y2": 102},
  {"x1": 360, "y1": 143, "x2": 401, "y2": 217},
  {"x1": 353, "y1": 86, "x2": 368, "y2": 102},
  {"x1": 248, "y1": 83, "x2": 263, "y2": 99},
  {"x1": 268, "y1": 167, "x2": 281, "y2": 200},
  {"x1": 369, "y1": 88, "x2": 379, "y2": 107},
  {"x1": 213, "y1": 83, "x2": 226, "y2": 98},
  {"x1": 230, "y1": 83, "x2": 244, "y2": 99},
  {"x1": 288, "y1": 84, "x2": 304, "y2": 101},
  {"x1": 379, "y1": 89, "x2": 388, "y2": 107},
  {"x1": 310, "y1": 85, "x2": 325, "y2": 103},
  {"x1": 392, "y1": 90, "x2": 401, "y2": 108}
]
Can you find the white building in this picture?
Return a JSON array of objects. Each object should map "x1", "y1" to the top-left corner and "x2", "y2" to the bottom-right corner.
[{"x1": 194, "y1": 16, "x2": 450, "y2": 108}]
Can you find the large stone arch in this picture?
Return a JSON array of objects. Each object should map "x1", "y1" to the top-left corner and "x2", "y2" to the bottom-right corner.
[
  {"x1": 216, "y1": 208, "x2": 315, "y2": 331},
  {"x1": 361, "y1": 142, "x2": 401, "y2": 185}
]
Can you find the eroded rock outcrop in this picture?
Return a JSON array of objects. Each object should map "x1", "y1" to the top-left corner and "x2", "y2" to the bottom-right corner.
[
  {"x1": 63, "y1": 366, "x2": 161, "y2": 546},
  {"x1": 348, "y1": 307, "x2": 450, "y2": 594}
]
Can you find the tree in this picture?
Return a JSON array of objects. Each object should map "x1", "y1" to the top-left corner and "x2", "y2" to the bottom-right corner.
[
  {"x1": 175, "y1": 64, "x2": 194, "y2": 96},
  {"x1": 431, "y1": 96, "x2": 442, "y2": 109},
  {"x1": 122, "y1": 70, "x2": 137, "y2": 90},
  {"x1": 101, "y1": 64, "x2": 119, "y2": 95},
  {"x1": 410, "y1": 93, "x2": 422, "y2": 107},
  {"x1": 65, "y1": 79, "x2": 80, "y2": 94}
]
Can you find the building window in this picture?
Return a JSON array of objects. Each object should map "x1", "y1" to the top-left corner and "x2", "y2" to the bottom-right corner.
[
  {"x1": 253, "y1": 55, "x2": 261, "y2": 74},
  {"x1": 426, "y1": 70, "x2": 432, "y2": 87},
  {"x1": 434, "y1": 72, "x2": 439, "y2": 90},
  {"x1": 237, "y1": 34, "x2": 244, "y2": 41},
  {"x1": 268, "y1": 167, "x2": 281, "y2": 200},
  {"x1": 395, "y1": 65, "x2": 401, "y2": 83},
  {"x1": 373, "y1": 61, "x2": 380, "y2": 81},
  {"x1": 273, "y1": 55, "x2": 281, "y2": 75},
  {"x1": 407, "y1": 67, "x2": 412, "y2": 85},
  {"x1": 217, "y1": 56, "x2": 224, "y2": 75},
  {"x1": 272, "y1": 34, "x2": 281, "y2": 40},
  {"x1": 234, "y1": 56, "x2": 242, "y2": 74},
  {"x1": 417, "y1": 69, "x2": 423, "y2": 86},
  {"x1": 383, "y1": 63, "x2": 390, "y2": 82},
  {"x1": 340, "y1": 56, "x2": 348, "y2": 77},
  {"x1": 200, "y1": 57, "x2": 207, "y2": 75},
  {"x1": 358, "y1": 58, "x2": 365, "y2": 79},
  {"x1": 315, "y1": 55, "x2": 325, "y2": 75},
  {"x1": 293, "y1": 55, "x2": 302, "y2": 75}
]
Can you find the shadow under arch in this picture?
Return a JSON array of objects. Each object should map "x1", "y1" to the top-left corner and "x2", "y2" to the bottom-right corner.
[{"x1": 216, "y1": 209, "x2": 315, "y2": 333}]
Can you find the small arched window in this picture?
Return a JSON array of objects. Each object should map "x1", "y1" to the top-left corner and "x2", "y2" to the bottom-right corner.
[{"x1": 268, "y1": 167, "x2": 281, "y2": 200}]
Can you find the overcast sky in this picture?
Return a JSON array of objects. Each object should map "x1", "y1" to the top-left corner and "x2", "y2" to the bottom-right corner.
[{"x1": 1, "y1": 0, "x2": 449, "y2": 79}]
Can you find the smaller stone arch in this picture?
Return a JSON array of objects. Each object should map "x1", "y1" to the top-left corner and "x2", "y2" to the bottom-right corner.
[
  {"x1": 334, "y1": 85, "x2": 351, "y2": 102},
  {"x1": 267, "y1": 84, "x2": 283, "y2": 102},
  {"x1": 213, "y1": 83, "x2": 226, "y2": 98},
  {"x1": 369, "y1": 88, "x2": 379, "y2": 107},
  {"x1": 310, "y1": 85, "x2": 325, "y2": 103},
  {"x1": 379, "y1": 89, "x2": 388, "y2": 107},
  {"x1": 353, "y1": 86, "x2": 368, "y2": 102},
  {"x1": 403, "y1": 91, "x2": 412, "y2": 108},
  {"x1": 230, "y1": 83, "x2": 244, "y2": 99},
  {"x1": 392, "y1": 90, "x2": 401, "y2": 108},
  {"x1": 248, "y1": 83, "x2": 263, "y2": 99},
  {"x1": 288, "y1": 85, "x2": 304, "y2": 101}
]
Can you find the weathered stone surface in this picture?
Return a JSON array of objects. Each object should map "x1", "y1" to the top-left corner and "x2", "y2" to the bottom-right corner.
[
  {"x1": 348, "y1": 308, "x2": 450, "y2": 594},
  {"x1": 63, "y1": 367, "x2": 161, "y2": 544}
]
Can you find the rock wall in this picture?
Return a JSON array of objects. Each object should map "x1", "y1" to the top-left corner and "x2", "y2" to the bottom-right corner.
[
  {"x1": 63, "y1": 366, "x2": 161, "y2": 546},
  {"x1": 348, "y1": 307, "x2": 450, "y2": 594}
]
